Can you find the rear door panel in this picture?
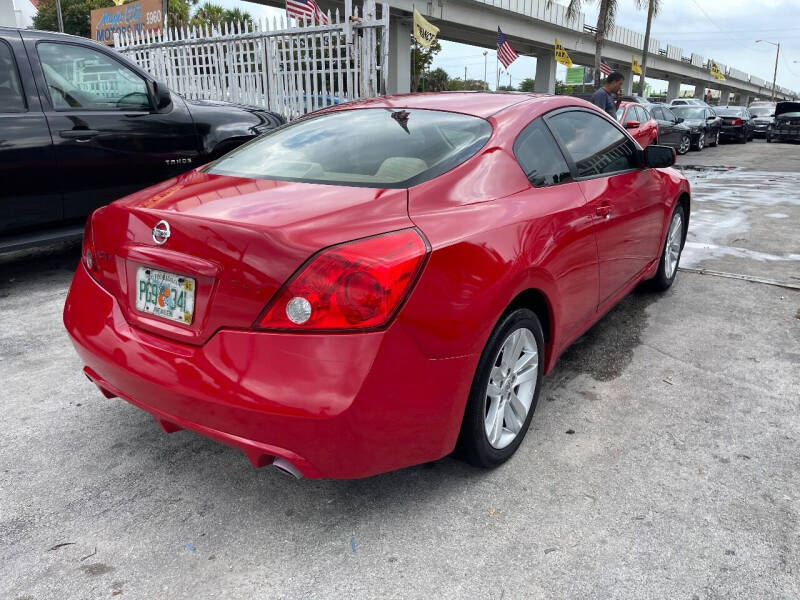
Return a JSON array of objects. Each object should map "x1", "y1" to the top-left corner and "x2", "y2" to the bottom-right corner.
[{"x1": 0, "y1": 31, "x2": 62, "y2": 235}]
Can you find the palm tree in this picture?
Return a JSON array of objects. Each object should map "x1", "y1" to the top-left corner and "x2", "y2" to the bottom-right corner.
[
  {"x1": 636, "y1": 0, "x2": 661, "y2": 95},
  {"x1": 548, "y1": 0, "x2": 618, "y2": 87}
]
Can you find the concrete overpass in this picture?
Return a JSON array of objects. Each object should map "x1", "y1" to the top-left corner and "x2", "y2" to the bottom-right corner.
[{"x1": 257, "y1": 0, "x2": 797, "y2": 103}]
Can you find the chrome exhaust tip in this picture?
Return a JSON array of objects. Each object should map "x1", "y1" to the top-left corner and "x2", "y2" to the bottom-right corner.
[{"x1": 272, "y1": 457, "x2": 303, "y2": 479}]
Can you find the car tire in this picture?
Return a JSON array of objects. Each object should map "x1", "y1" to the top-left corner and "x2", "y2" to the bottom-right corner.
[
  {"x1": 649, "y1": 204, "x2": 686, "y2": 292},
  {"x1": 738, "y1": 132, "x2": 747, "y2": 144},
  {"x1": 677, "y1": 134, "x2": 691, "y2": 155},
  {"x1": 456, "y1": 308, "x2": 544, "y2": 468},
  {"x1": 766, "y1": 135, "x2": 772, "y2": 143},
  {"x1": 710, "y1": 130, "x2": 720, "y2": 147},
  {"x1": 694, "y1": 133, "x2": 705, "y2": 151}
]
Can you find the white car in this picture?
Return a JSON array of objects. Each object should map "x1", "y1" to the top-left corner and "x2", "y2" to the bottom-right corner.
[{"x1": 670, "y1": 99, "x2": 710, "y2": 107}]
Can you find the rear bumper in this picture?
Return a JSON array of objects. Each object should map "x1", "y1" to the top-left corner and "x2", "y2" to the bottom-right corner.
[
  {"x1": 64, "y1": 264, "x2": 476, "y2": 479},
  {"x1": 720, "y1": 126, "x2": 744, "y2": 137}
]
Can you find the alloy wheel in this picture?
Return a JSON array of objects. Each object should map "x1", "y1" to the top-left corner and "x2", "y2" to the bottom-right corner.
[
  {"x1": 697, "y1": 134, "x2": 705, "y2": 150},
  {"x1": 483, "y1": 328, "x2": 538, "y2": 449},
  {"x1": 678, "y1": 135, "x2": 691, "y2": 154},
  {"x1": 664, "y1": 212, "x2": 683, "y2": 279}
]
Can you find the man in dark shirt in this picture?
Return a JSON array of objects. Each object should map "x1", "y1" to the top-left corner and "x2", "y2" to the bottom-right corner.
[{"x1": 591, "y1": 71, "x2": 624, "y2": 118}]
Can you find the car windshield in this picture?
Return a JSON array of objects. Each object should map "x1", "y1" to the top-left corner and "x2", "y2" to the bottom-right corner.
[
  {"x1": 672, "y1": 107, "x2": 705, "y2": 119},
  {"x1": 749, "y1": 106, "x2": 774, "y2": 116},
  {"x1": 716, "y1": 108, "x2": 744, "y2": 116},
  {"x1": 206, "y1": 108, "x2": 492, "y2": 188}
]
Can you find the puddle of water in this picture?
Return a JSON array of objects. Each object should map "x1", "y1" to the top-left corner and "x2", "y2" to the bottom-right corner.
[{"x1": 672, "y1": 168, "x2": 800, "y2": 268}]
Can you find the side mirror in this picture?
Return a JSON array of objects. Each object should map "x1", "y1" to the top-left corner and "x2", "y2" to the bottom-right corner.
[
  {"x1": 152, "y1": 81, "x2": 172, "y2": 111},
  {"x1": 625, "y1": 120, "x2": 641, "y2": 129},
  {"x1": 675, "y1": 117, "x2": 684, "y2": 123},
  {"x1": 706, "y1": 115, "x2": 715, "y2": 120},
  {"x1": 644, "y1": 145, "x2": 676, "y2": 168}
]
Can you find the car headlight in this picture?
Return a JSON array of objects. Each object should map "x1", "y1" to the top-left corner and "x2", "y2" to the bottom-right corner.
[{"x1": 690, "y1": 126, "x2": 701, "y2": 133}]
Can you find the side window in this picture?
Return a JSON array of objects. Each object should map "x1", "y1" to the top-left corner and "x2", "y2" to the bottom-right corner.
[
  {"x1": 37, "y1": 42, "x2": 150, "y2": 111},
  {"x1": 513, "y1": 119, "x2": 573, "y2": 187},
  {"x1": 548, "y1": 110, "x2": 638, "y2": 178},
  {"x1": 663, "y1": 107, "x2": 676, "y2": 122},
  {"x1": 638, "y1": 107, "x2": 651, "y2": 122},
  {"x1": 650, "y1": 107, "x2": 662, "y2": 120},
  {"x1": 0, "y1": 40, "x2": 26, "y2": 113}
]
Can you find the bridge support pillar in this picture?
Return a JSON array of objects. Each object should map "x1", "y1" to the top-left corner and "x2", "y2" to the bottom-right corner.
[
  {"x1": 718, "y1": 89, "x2": 730, "y2": 105},
  {"x1": 667, "y1": 78, "x2": 681, "y2": 102},
  {"x1": 741, "y1": 94, "x2": 752, "y2": 106},
  {"x1": 387, "y1": 18, "x2": 411, "y2": 94},
  {"x1": 619, "y1": 66, "x2": 633, "y2": 95},
  {"x1": 693, "y1": 83, "x2": 706, "y2": 99},
  {"x1": 534, "y1": 54, "x2": 556, "y2": 94}
]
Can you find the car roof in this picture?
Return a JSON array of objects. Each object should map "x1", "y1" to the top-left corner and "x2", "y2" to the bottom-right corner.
[{"x1": 325, "y1": 92, "x2": 558, "y2": 119}]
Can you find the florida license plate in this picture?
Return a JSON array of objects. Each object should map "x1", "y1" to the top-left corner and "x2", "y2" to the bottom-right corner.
[{"x1": 135, "y1": 267, "x2": 195, "y2": 325}]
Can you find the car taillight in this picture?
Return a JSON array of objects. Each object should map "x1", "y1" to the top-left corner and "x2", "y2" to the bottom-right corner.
[
  {"x1": 82, "y1": 214, "x2": 102, "y2": 281},
  {"x1": 731, "y1": 118, "x2": 742, "y2": 126},
  {"x1": 256, "y1": 229, "x2": 428, "y2": 331}
]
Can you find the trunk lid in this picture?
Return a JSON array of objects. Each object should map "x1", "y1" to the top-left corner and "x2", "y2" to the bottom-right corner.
[
  {"x1": 774, "y1": 102, "x2": 800, "y2": 118},
  {"x1": 91, "y1": 170, "x2": 412, "y2": 344}
]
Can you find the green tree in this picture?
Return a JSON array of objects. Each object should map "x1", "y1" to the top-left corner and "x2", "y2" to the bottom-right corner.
[
  {"x1": 190, "y1": 2, "x2": 251, "y2": 28},
  {"x1": 497, "y1": 85, "x2": 516, "y2": 91},
  {"x1": 33, "y1": 0, "x2": 117, "y2": 38},
  {"x1": 421, "y1": 67, "x2": 449, "y2": 92},
  {"x1": 518, "y1": 77, "x2": 536, "y2": 92},
  {"x1": 635, "y1": 0, "x2": 661, "y2": 95},
  {"x1": 411, "y1": 36, "x2": 441, "y2": 92},
  {"x1": 548, "y1": 0, "x2": 617, "y2": 87}
]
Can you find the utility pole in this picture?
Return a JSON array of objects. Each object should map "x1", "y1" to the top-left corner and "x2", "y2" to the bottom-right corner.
[
  {"x1": 55, "y1": 0, "x2": 64, "y2": 32},
  {"x1": 508, "y1": 73, "x2": 511, "y2": 88},
  {"x1": 483, "y1": 51, "x2": 488, "y2": 90},
  {"x1": 756, "y1": 40, "x2": 780, "y2": 101},
  {"x1": 465, "y1": 66, "x2": 467, "y2": 83}
]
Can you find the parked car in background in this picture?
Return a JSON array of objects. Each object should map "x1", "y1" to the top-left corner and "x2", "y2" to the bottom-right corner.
[
  {"x1": 648, "y1": 103, "x2": 693, "y2": 154},
  {"x1": 616, "y1": 101, "x2": 659, "y2": 147},
  {"x1": 621, "y1": 95, "x2": 654, "y2": 105},
  {"x1": 64, "y1": 93, "x2": 690, "y2": 479},
  {"x1": 767, "y1": 101, "x2": 800, "y2": 143},
  {"x1": 748, "y1": 104, "x2": 776, "y2": 137},
  {"x1": 670, "y1": 105, "x2": 721, "y2": 150},
  {"x1": 715, "y1": 106, "x2": 755, "y2": 143},
  {"x1": 670, "y1": 98, "x2": 710, "y2": 107},
  {"x1": 0, "y1": 27, "x2": 284, "y2": 253}
]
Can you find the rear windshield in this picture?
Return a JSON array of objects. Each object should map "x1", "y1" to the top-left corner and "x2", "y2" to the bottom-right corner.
[
  {"x1": 671, "y1": 106, "x2": 705, "y2": 119},
  {"x1": 716, "y1": 108, "x2": 745, "y2": 116},
  {"x1": 749, "y1": 106, "x2": 774, "y2": 117},
  {"x1": 206, "y1": 108, "x2": 492, "y2": 188}
]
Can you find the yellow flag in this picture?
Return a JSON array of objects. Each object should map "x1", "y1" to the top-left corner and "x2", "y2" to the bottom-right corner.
[
  {"x1": 710, "y1": 61, "x2": 726, "y2": 81},
  {"x1": 413, "y1": 9, "x2": 439, "y2": 48},
  {"x1": 632, "y1": 56, "x2": 642, "y2": 75},
  {"x1": 554, "y1": 39, "x2": 573, "y2": 68}
]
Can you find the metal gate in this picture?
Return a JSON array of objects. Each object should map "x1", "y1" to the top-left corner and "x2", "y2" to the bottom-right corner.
[{"x1": 115, "y1": 0, "x2": 389, "y2": 119}]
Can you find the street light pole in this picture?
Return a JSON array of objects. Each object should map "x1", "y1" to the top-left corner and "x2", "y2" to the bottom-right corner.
[
  {"x1": 483, "y1": 51, "x2": 488, "y2": 91},
  {"x1": 756, "y1": 40, "x2": 780, "y2": 102}
]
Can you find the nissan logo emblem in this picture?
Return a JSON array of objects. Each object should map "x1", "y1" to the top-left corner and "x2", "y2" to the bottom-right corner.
[{"x1": 152, "y1": 220, "x2": 171, "y2": 245}]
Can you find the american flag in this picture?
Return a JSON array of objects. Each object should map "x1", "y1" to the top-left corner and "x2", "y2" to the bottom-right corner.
[
  {"x1": 496, "y1": 28, "x2": 519, "y2": 69},
  {"x1": 286, "y1": 0, "x2": 330, "y2": 24},
  {"x1": 599, "y1": 61, "x2": 613, "y2": 76}
]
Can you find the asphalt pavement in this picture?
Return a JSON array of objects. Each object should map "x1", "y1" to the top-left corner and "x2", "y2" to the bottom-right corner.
[{"x1": 2, "y1": 140, "x2": 799, "y2": 600}]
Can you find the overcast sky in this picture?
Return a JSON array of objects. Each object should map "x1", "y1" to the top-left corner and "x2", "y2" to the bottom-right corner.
[{"x1": 218, "y1": 0, "x2": 800, "y2": 94}]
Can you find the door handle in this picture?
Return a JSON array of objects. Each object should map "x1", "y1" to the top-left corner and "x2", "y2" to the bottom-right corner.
[
  {"x1": 60, "y1": 129, "x2": 99, "y2": 141},
  {"x1": 596, "y1": 206, "x2": 612, "y2": 219}
]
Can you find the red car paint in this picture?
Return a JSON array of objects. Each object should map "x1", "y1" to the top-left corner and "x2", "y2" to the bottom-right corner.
[
  {"x1": 617, "y1": 101, "x2": 659, "y2": 148},
  {"x1": 64, "y1": 92, "x2": 690, "y2": 479}
]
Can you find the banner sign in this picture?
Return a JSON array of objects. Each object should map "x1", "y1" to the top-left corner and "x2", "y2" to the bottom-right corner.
[
  {"x1": 710, "y1": 60, "x2": 726, "y2": 81},
  {"x1": 632, "y1": 55, "x2": 642, "y2": 75},
  {"x1": 565, "y1": 66, "x2": 585, "y2": 85},
  {"x1": 90, "y1": 0, "x2": 163, "y2": 46}
]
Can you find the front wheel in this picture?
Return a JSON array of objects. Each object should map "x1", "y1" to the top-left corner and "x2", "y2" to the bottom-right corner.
[
  {"x1": 677, "y1": 134, "x2": 691, "y2": 155},
  {"x1": 694, "y1": 133, "x2": 705, "y2": 151},
  {"x1": 649, "y1": 205, "x2": 686, "y2": 291},
  {"x1": 457, "y1": 309, "x2": 544, "y2": 468}
]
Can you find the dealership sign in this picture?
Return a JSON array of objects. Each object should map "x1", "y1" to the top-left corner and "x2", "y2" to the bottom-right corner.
[{"x1": 90, "y1": 0, "x2": 163, "y2": 45}]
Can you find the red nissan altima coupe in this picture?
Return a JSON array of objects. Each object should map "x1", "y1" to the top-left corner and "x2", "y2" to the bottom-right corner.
[{"x1": 64, "y1": 92, "x2": 690, "y2": 479}]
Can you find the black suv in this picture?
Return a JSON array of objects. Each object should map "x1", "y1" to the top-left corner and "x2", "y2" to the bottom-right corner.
[{"x1": 0, "y1": 28, "x2": 284, "y2": 253}]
